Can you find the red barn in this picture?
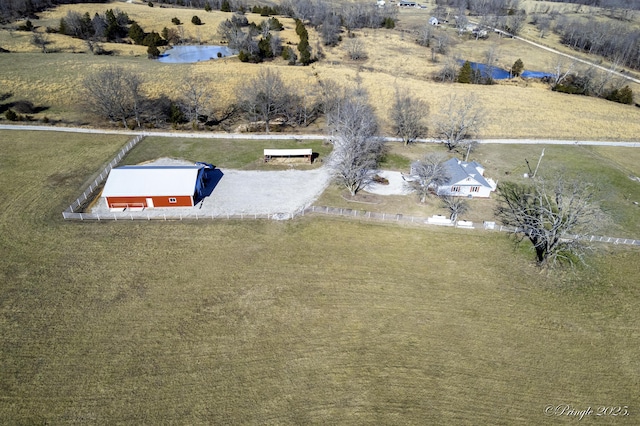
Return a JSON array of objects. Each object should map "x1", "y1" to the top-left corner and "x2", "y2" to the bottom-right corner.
[{"x1": 102, "y1": 165, "x2": 207, "y2": 210}]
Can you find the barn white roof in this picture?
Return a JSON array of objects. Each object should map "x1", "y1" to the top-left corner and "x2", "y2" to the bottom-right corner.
[{"x1": 102, "y1": 166, "x2": 202, "y2": 197}]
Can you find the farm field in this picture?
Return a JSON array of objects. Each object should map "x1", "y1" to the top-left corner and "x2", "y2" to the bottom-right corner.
[
  {"x1": 1, "y1": 1, "x2": 640, "y2": 139},
  {"x1": 1, "y1": 130, "x2": 639, "y2": 423}
]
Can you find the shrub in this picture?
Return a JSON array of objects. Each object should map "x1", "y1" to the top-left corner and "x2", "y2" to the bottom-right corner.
[
  {"x1": 268, "y1": 17, "x2": 283, "y2": 31},
  {"x1": 171, "y1": 17, "x2": 181, "y2": 25},
  {"x1": 5, "y1": 109, "x2": 19, "y2": 121},
  {"x1": 204, "y1": 2, "x2": 212, "y2": 12},
  {"x1": 148, "y1": 1, "x2": 154, "y2": 7},
  {"x1": 18, "y1": 20, "x2": 34, "y2": 31},
  {"x1": 282, "y1": 46, "x2": 297, "y2": 65},
  {"x1": 221, "y1": 0, "x2": 231, "y2": 12},
  {"x1": 383, "y1": 17, "x2": 395, "y2": 29},
  {"x1": 147, "y1": 44, "x2": 160, "y2": 59},
  {"x1": 606, "y1": 86, "x2": 633, "y2": 104},
  {"x1": 12, "y1": 100, "x2": 35, "y2": 114},
  {"x1": 191, "y1": 16, "x2": 202, "y2": 25}
]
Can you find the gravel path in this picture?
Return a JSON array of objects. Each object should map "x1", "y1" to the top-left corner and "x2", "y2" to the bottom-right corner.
[{"x1": 364, "y1": 171, "x2": 413, "y2": 196}]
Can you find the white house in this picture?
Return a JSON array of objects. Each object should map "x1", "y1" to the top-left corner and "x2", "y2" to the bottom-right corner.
[
  {"x1": 436, "y1": 158, "x2": 497, "y2": 198},
  {"x1": 428, "y1": 16, "x2": 439, "y2": 25}
]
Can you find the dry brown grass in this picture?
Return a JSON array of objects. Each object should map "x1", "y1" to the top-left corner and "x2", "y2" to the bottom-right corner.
[
  {"x1": 1, "y1": 2, "x2": 640, "y2": 140},
  {"x1": 1, "y1": 129, "x2": 639, "y2": 424}
]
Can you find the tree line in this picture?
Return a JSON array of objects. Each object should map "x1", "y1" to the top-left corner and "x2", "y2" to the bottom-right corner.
[
  {"x1": 0, "y1": 0, "x2": 108, "y2": 23},
  {"x1": 554, "y1": 16, "x2": 640, "y2": 70}
]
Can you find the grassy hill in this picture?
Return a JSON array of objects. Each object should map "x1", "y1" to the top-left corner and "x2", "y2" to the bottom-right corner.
[{"x1": 1, "y1": 1, "x2": 639, "y2": 138}]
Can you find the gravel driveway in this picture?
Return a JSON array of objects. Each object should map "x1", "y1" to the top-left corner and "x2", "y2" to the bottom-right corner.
[{"x1": 90, "y1": 158, "x2": 332, "y2": 218}]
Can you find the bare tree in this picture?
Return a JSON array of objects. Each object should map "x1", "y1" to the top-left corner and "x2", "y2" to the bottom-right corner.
[
  {"x1": 405, "y1": 153, "x2": 449, "y2": 203},
  {"x1": 416, "y1": 24, "x2": 432, "y2": 47},
  {"x1": 238, "y1": 69, "x2": 291, "y2": 133},
  {"x1": 390, "y1": 88, "x2": 429, "y2": 145},
  {"x1": 180, "y1": 73, "x2": 213, "y2": 129},
  {"x1": 345, "y1": 37, "x2": 366, "y2": 60},
  {"x1": 483, "y1": 44, "x2": 499, "y2": 84},
  {"x1": 31, "y1": 32, "x2": 50, "y2": 53},
  {"x1": 318, "y1": 78, "x2": 345, "y2": 117},
  {"x1": 434, "y1": 94, "x2": 484, "y2": 151},
  {"x1": 549, "y1": 57, "x2": 575, "y2": 86},
  {"x1": 82, "y1": 66, "x2": 144, "y2": 128},
  {"x1": 495, "y1": 178, "x2": 599, "y2": 268},
  {"x1": 435, "y1": 55, "x2": 459, "y2": 82},
  {"x1": 328, "y1": 88, "x2": 384, "y2": 196},
  {"x1": 440, "y1": 195, "x2": 469, "y2": 222}
]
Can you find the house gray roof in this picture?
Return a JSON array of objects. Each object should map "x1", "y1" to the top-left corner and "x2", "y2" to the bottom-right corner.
[{"x1": 441, "y1": 158, "x2": 493, "y2": 188}]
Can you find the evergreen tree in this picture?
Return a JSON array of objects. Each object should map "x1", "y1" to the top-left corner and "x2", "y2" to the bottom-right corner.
[
  {"x1": 191, "y1": 15, "x2": 202, "y2": 25},
  {"x1": 147, "y1": 44, "x2": 160, "y2": 59},
  {"x1": 221, "y1": 0, "x2": 231, "y2": 12},
  {"x1": 511, "y1": 58, "x2": 524, "y2": 77},
  {"x1": 458, "y1": 61, "x2": 472, "y2": 84},
  {"x1": 128, "y1": 22, "x2": 146, "y2": 45}
]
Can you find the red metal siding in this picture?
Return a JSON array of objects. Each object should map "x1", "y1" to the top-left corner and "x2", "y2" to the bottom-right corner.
[
  {"x1": 152, "y1": 196, "x2": 193, "y2": 207},
  {"x1": 106, "y1": 196, "x2": 193, "y2": 208}
]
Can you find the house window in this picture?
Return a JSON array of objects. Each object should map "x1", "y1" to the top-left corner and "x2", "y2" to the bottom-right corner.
[
  {"x1": 169, "y1": 197, "x2": 177, "y2": 203},
  {"x1": 451, "y1": 186, "x2": 461, "y2": 192},
  {"x1": 470, "y1": 186, "x2": 480, "y2": 193}
]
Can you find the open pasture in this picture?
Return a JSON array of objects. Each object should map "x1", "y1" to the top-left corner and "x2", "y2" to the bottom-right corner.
[
  {"x1": 1, "y1": 2, "x2": 640, "y2": 139},
  {"x1": 0, "y1": 130, "x2": 639, "y2": 423}
]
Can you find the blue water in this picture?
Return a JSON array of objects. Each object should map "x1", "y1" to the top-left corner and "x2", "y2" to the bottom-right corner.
[
  {"x1": 157, "y1": 45, "x2": 237, "y2": 63},
  {"x1": 462, "y1": 61, "x2": 553, "y2": 80}
]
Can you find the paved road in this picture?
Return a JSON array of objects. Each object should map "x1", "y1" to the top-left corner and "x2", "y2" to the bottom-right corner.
[{"x1": 1, "y1": 124, "x2": 639, "y2": 147}]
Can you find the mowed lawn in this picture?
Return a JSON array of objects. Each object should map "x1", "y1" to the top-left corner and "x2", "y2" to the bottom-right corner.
[{"x1": 1, "y1": 131, "x2": 639, "y2": 424}]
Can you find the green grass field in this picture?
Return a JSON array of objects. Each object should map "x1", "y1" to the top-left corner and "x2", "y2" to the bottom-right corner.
[
  {"x1": 1, "y1": 130, "x2": 639, "y2": 423},
  {"x1": 122, "y1": 136, "x2": 331, "y2": 170}
]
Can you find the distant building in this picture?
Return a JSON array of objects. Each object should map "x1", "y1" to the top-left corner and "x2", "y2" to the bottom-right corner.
[
  {"x1": 398, "y1": 1, "x2": 418, "y2": 7},
  {"x1": 429, "y1": 16, "x2": 439, "y2": 25}
]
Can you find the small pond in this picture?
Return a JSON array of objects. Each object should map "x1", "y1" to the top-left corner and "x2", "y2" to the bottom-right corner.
[
  {"x1": 462, "y1": 61, "x2": 553, "y2": 80},
  {"x1": 157, "y1": 45, "x2": 237, "y2": 64}
]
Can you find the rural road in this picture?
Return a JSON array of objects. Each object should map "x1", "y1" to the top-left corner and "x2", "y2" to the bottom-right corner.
[
  {"x1": 468, "y1": 20, "x2": 640, "y2": 85},
  {"x1": 1, "y1": 124, "x2": 639, "y2": 147}
]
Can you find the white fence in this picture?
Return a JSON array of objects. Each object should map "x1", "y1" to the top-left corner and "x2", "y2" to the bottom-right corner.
[
  {"x1": 62, "y1": 166, "x2": 639, "y2": 247},
  {"x1": 61, "y1": 211, "x2": 300, "y2": 221},
  {"x1": 304, "y1": 206, "x2": 640, "y2": 247},
  {"x1": 63, "y1": 135, "x2": 146, "y2": 215}
]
